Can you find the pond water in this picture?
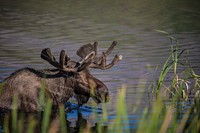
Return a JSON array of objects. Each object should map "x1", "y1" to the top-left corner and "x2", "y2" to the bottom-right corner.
[{"x1": 0, "y1": 0, "x2": 200, "y2": 132}]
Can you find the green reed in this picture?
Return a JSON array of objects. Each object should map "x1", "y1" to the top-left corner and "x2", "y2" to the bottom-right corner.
[
  {"x1": 11, "y1": 94, "x2": 18, "y2": 132},
  {"x1": 27, "y1": 116, "x2": 37, "y2": 133},
  {"x1": 150, "y1": 30, "x2": 200, "y2": 102},
  {"x1": 136, "y1": 94, "x2": 200, "y2": 133},
  {"x1": 41, "y1": 98, "x2": 53, "y2": 133},
  {"x1": 137, "y1": 95, "x2": 165, "y2": 133},
  {"x1": 154, "y1": 30, "x2": 181, "y2": 93},
  {"x1": 109, "y1": 85, "x2": 129, "y2": 133},
  {"x1": 59, "y1": 104, "x2": 67, "y2": 133}
]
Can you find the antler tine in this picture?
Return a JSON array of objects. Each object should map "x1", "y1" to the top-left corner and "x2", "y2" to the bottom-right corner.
[
  {"x1": 93, "y1": 41, "x2": 117, "y2": 64},
  {"x1": 93, "y1": 41, "x2": 98, "y2": 56},
  {"x1": 89, "y1": 41, "x2": 122, "y2": 70},
  {"x1": 41, "y1": 48, "x2": 60, "y2": 68},
  {"x1": 89, "y1": 54, "x2": 122, "y2": 70},
  {"x1": 59, "y1": 50, "x2": 65, "y2": 69},
  {"x1": 103, "y1": 54, "x2": 122, "y2": 69},
  {"x1": 79, "y1": 51, "x2": 95, "y2": 64},
  {"x1": 41, "y1": 48, "x2": 75, "y2": 72},
  {"x1": 105, "y1": 41, "x2": 117, "y2": 56},
  {"x1": 77, "y1": 53, "x2": 93, "y2": 72},
  {"x1": 41, "y1": 48, "x2": 55, "y2": 61}
]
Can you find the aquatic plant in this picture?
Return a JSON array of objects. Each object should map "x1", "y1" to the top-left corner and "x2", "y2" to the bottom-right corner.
[{"x1": 149, "y1": 30, "x2": 200, "y2": 101}]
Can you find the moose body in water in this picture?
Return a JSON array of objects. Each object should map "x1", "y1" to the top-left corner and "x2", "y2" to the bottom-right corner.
[{"x1": 0, "y1": 41, "x2": 122, "y2": 112}]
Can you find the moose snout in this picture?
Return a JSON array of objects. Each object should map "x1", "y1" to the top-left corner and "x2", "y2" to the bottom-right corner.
[
  {"x1": 92, "y1": 87, "x2": 110, "y2": 103},
  {"x1": 104, "y1": 91, "x2": 110, "y2": 102}
]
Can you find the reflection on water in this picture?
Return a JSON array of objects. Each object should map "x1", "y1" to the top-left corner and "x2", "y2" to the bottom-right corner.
[{"x1": 0, "y1": 0, "x2": 200, "y2": 131}]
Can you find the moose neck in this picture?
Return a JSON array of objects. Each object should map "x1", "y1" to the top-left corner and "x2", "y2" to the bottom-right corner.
[{"x1": 35, "y1": 68, "x2": 76, "y2": 104}]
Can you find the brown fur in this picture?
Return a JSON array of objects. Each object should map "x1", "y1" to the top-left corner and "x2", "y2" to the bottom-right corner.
[{"x1": 0, "y1": 67, "x2": 108, "y2": 112}]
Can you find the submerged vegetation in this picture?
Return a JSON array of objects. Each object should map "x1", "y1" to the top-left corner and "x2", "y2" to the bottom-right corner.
[{"x1": 0, "y1": 33, "x2": 200, "y2": 132}]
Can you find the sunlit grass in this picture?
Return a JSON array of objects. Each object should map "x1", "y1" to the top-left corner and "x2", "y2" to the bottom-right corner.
[
  {"x1": 11, "y1": 94, "x2": 18, "y2": 132},
  {"x1": 41, "y1": 98, "x2": 53, "y2": 133},
  {"x1": 59, "y1": 105, "x2": 67, "y2": 133},
  {"x1": 108, "y1": 85, "x2": 129, "y2": 133},
  {"x1": 27, "y1": 116, "x2": 37, "y2": 133}
]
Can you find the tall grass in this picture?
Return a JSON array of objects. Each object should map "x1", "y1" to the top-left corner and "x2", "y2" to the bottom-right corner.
[
  {"x1": 11, "y1": 94, "x2": 18, "y2": 132},
  {"x1": 153, "y1": 30, "x2": 184, "y2": 93},
  {"x1": 41, "y1": 99, "x2": 53, "y2": 133},
  {"x1": 137, "y1": 93, "x2": 200, "y2": 133},
  {"x1": 150, "y1": 30, "x2": 200, "y2": 101},
  {"x1": 59, "y1": 105, "x2": 67, "y2": 133},
  {"x1": 0, "y1": 80, "x2": 199, "y2": 133},
  {"x1": 108, "y1": 85, "x2": 129, "y2": 133}
]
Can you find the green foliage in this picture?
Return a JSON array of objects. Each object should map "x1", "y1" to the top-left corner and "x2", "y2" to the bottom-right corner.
[
  {"x1": 11, "y1": 94, "x2": 18, "y2": 132},
  {"x1": 137, "y1": 95, "x2": 200, "y2": 133},
  {"x1": 150, "y1": 30, "x2": 200, "y2": 101},
  {"x1": 137, "y1": 96, "x2": 166, "y2": 133}
]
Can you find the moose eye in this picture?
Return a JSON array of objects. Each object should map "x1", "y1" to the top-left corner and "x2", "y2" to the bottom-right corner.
[{"x1": 75, "y1": 62, "x2": 81, "y2": 67}]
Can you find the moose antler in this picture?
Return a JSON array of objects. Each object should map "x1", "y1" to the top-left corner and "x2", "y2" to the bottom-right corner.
[
  {"x1": 41, "y1": 48, "x2": 61, "y2": 68},
  {"x1": 76, "y1": 41, "x2": 122, "y2": 70},
  {"x1": 41, "y1": 48, "x2": 94, "y2": 72},
  {"x1": 41, "y1": 41, "x2": 122, "y2": 72},
  {"x1": 41, "y1": 48, "x2": 78, "y2": 72}
]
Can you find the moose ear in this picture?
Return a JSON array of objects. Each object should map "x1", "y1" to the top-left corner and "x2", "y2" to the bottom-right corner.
[
  {"x1": 77, "y1": 51, "x2": 95, "y2": 72},
  {"x1": 76, "y1": 42, "x2": 97, "y2": 59},
  {"x1": 77, "y1": 59, "x2": 92, "y2": 72}
]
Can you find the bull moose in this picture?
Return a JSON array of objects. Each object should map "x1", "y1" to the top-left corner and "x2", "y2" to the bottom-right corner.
[{"x1": 0, "y1": 41, "x2": 122, "y2": 112}]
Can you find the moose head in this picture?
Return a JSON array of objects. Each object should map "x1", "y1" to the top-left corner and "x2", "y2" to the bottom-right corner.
[{"x1": 0, "y1": 41, "x2": 122, "y2": 112}]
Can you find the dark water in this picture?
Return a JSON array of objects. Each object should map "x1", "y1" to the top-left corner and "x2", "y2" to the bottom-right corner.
[{"x1": 0, "y1": 0, "x2": 200, "y2": 132}]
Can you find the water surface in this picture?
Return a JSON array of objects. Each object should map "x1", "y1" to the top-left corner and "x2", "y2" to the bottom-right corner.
[{"x1": 0, "y1": 0, "x2": 200, "y2": 131}]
